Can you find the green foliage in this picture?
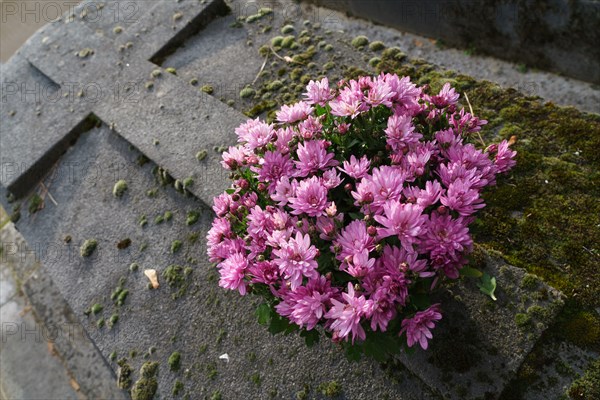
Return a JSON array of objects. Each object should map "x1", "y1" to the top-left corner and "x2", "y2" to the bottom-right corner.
[
  {"x1": 567, "y1": 359, "x2": 600, "y2": 399},
  {"x1": 478, "y1": 273, "x2": 497, "y2": 301}
]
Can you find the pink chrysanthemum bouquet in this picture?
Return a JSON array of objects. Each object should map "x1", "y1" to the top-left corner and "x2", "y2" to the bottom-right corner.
[{"x1": 207, "y1": 74, "x2": 516, "y2": 360}]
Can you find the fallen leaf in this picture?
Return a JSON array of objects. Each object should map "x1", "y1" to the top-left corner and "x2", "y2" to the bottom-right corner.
[{"x1": 144, "y1": 269, "x2": 159, "y2": 289}]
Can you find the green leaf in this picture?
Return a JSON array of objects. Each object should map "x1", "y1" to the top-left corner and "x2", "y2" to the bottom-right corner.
[
  {"x1": 410, "y1": 293, "x2": 431, "y2": 310},
  {"x1": 363, "y1": 333, "x2": 399, "y2": 362},
  {"x1": 268, "y1": 312, "x2": 295, "y2": 335},
  {"x1": 256, "y1": 303, "x2": 271, "y2": 325},
  {"x1": 478, "y1": 273, "x2": 497, "y2": 301},
  {"x1": 344, "y1": 343, "x2": 362, "y2": 362},
  {"x1": 300, "y1": 329, "x2": 320, "y2": 347},
  {"x1": 460, "y1": 267, "x2": 483, "y2": 278},
  {"x1": 225, "y1": 188, "x2": 236, "y2": 194},
  {"x1": 348, "y1": 212, "x2": 364, "y2": 220}
]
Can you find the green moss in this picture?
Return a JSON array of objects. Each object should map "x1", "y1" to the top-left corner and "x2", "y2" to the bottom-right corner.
[
  {"x1": 351, "y1": 35, "x2": 369, "y2": 48},
  {"x1": 560, "y1": 310, "x2": 600, "y2": 348},
  {"x1": 281, "y1": 35, "x2": 295, "y2": 48},
  {"x1": 165, "y1": 67, "x2": 177, "y2": 75},
  {"x1": 151, "y1": 70, "x2": 162, "y2": 78},
  {"x1": 515, "y1": 313, "x2": 531, "y2": 328},
  {"x1": 240, "y1": 87, "x2": 256, "y2": 98},
  {"x1": 194, "y1": 149, "x2": 206, "y2": 161},
  {"x1": 368, "y1": 57, "x2": 381, "y2": 67},
  {"x1": 201, "y1": 85, "x2": 213, "y2": 94},
  {"x1": 96, "y1": 317, "x2": 105, "y2": 328},
  {"x1": 109, "y1": 314, "x2": 119, "y2": 327},
  {"x1": 567, "y1": 359, "x2": 600, "y2": 399},
  {"x1": 317, "y1": 381, "x2": 342, "y2": 397},
  {"x1": 324, "y1": 44, "x2": 333, "y2": 52},
  {"x1": 250, "y1": 372, "x2": 261, "y2": 386},
  {"x1": 171, "y1": 240, "x2": 182, "y2": 254},
  {"x1": 154, "y1": 215, "x2": 164, "y2": 224},
  {"x1": 109, "y1": 351, "x2": 117, "y2": 361},
  {"x1": 117, "y1": 289, "x2": 129, "y2": 306},
  {"x1": 117, "y1": 361, "x2": 133, "y2": 389},
  {"x1": 113, "y1": 26, "x2": 123, "y2": 34},
  {"x1": 164, "y1": 211, "x2": 173, "y2": 221},
  {"x1": 281, "y1": 24, "x2": 295, "y2": 34},
  {"x1": 112, "y1": 180, "x2": 128, "y2": 197},
  {"x1": 91, "y1": 303, "x2": 103, "y2": 315},
  {"x1": 139, "y1": 215, "x2": 148, "y2": 227},
  {"x1": 244, "y1": 100, "x2": 277, "y2": 117},
  {"x1": 186, "y1": 211, "x2": 200, "y2": 226},
  {"x1": 266, "y1": 80, "x2": 284, "y2": 91},
  {"x1": 168, "y1": 351, "x2": 181, "y2": 371},
  {"x1": 182, "y1": 177, "x2": 193, "y2": 189},
  {"x1": 369, "y1": 41, "x2": 386, "y2": 51},
  {"x1": 323, "y1": 62, "x2": 335, "y2": 71},
  {"x1": 271, "y1": 36, "x2": 284, "y2": 47},
  {"x1": 521, "y1": 273, "x2": 541, "y2": 290},
  {"x1": 526, "y1": 305, "x2": 551, "y2": 321},
  {"x1": 80, "y1": 239, "x2": 98, "y2": 257},
  {"x1": 129, "y1": 262, "x2": 139, "y2": 272},
  {"x1": 28, "y1": 194, "x2": 42, "y2": 214},
  {"x1": 210, "y1": 391, "x2": 222, "y2": 400},
  {"x1": 172, "y1": 380, "x2": 184, "y2": 396},
  {"x1": 131, "y1": 362, "x2": 159, "y2": 400}
]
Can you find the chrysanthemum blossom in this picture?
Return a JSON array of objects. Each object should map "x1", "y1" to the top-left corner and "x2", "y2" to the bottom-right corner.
[
  {"x1": 400, "y1": 304, "x2": 442, "y2": 350},
  {"x1": 295, "y1": 140, "x2": 339, "y2": 177},
  {"x1": 217, "y1": 253, "x2": 248, "y2": 295},
  {"x1": 333, "y1": 220, "x2": 375, "y2": 262},
  {"x1": 273, "y1": 232, "x2": 319, "y2": 290},
  {"x1": 339, "y1": 155, "x2": 370, "y2": 179},
  {"x1": 276, "y1": 276, "x2": 338, "y2": 330},
  {"x1": 374, "y1": 201, "x2": 425, "y2": 251},
  {"x1": 236, "y1": 118, "x2": 275, "y2": 150},
  {"x1": 304, "y1": 78, "x2": 334, "y2": 106},
  {"x1": 276, "y1": 101, "x2": 314, "y2": 124},
  {"x1": 288, "y1": 176, "x2": 329, "y2": 217},
  {"x1": 325, "y1": 283, "x2": 374, "y2": 343}
]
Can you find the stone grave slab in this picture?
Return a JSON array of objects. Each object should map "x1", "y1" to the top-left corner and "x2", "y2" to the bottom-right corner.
[
  {"x1": 1, "y1": 0, "x2": 566, "y2": 398},
  {"x1": 8, "y1": 123, "x2": 437, "y2": 399}
]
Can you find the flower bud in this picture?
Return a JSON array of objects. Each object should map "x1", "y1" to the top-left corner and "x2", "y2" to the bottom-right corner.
[
  {"x1": 344, "y1": 183, "x2": 353, "y2": 192},
  {"x1": 296, "y1": 220, "x2": 304, "y2": 228},
  {"x1": 232, "y1": 193, "x2": 241, "y2": 202},
  {"x1": 363, "y1": 214, "x2": 372, "y2": 222},
  {"x1": 238, "y1": 179, "x2": 249, "y2": 190},
  {"x1": 257, "y1": 182, "x2": 266, "y2": 192},
  {"x1": 257, "y1": 254, "x2": 265, "y2": 262},
  {"x1": 325, "y1": 272, "x2": 332, "y2": 280},
  {"x1": 399, "y1": 262, "x2": 408, "y2": 272},
  {"x1": 437, "y1": 205, "x2": 448, "y2": 215},
  {"x1": 367, "y1": 225, "x2": 377, "y2": 236},
  {"x1": 375, "y1": 243, "x2": 383, "y2": 253},
  {"x1": 363, "y1": 192, "x2": 374, "y2": 203},
  {"x1": 406, "y1": 196, "x2": 416, "y2": 204}
]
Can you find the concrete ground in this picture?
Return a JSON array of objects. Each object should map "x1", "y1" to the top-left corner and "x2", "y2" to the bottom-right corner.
[{"x1": 0, "y1": 207, "x2": 82, "y2": 400}]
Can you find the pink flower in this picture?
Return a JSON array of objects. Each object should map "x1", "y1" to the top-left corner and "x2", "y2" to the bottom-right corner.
[
  {"x1": 366, "y1": 78, "x2": 394, "y2": 107},
  {"x1": 339, "y1": 155, "x2": 370, "y2": 179},
  {"x1": 276, "y1": 101, "x2": 314, "y2": 124},
  {"x1": 271, "y1": 177, "x2": 296, "y2": 207},
  {"x1": 236, "y1": 118, "x2": 275, "y2": 150},
  {"x1": 298, "y1": 115, "x2": 323, "y2": 139},
  {"x1": 255, "y1": 151, "x2": 295, "y2": 191},
  {"x1": 385, "y1": 114, "x2": 422, "y2": 154},
  {"x1": 217, "y1": 253, "x2": 248, "y2": 295},
  {"x1": 403, "y1": 180, "x2": 444, "y2": 208},
  {"x1": 400, "y1": 304, "x2": 442, "y2": 350},
  {"x1": 325, "y1": 283, "x2": 374, "y2": 343},
  {"x1": 295, "y1": 140, "x2": 339, "y2": 177},
  {"x1": 370, "y1": 166, "x2": 407, "y2": 213},
  {"x1": 288, "y1": 176, "x2": 329, "y2": 217},
  {"x1": 276, "y1": 276, "x2": 338, "y2": 330},
  {"x1": 249, "y1": 260, "x2": 280, "y2": 285},
  {"x1": 329, "y1": 85, "x2": 368, "y2": 118},
  {"x1": 275, "y1": 127, "x2": 296, "y2": 154},
  {"x1": 440, "y1": 178, "x2": 485, "y2": 216},
  {"x1": 273, "y1": 232, "x2": 319, "y2": 290},
  {"x1": 428, "y1": 83, "x2": 459, "y2": 108},
  {"x1": 374, "y1": 201, "x2": 425, "y2": 252},
  {"x1": 419, "y1": 212, "x2": 472, "y2": 278},
  {"x1": 333, "y1": 220, "x2": 375, "y2": 262},
  {"x1": 322, "y1": 168, "x2": 342, "y2": 189},
  {"x1": 344, "y1": 249, "x2": 376, "y2": 278},
  {"x1": 494, "y1": 139, "x2": 517, "y2": 173},
  {"x1": 221, "y1": 146, "x2": 248, "y2": 170},
  {"x1": 304, "y1": 78, "x2": 334, "y2": 106}
]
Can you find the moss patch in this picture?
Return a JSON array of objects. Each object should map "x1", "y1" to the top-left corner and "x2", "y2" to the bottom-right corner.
[
  {"x1": 567, "y1": 359, "x2": 600, "y2": 399},
  {"x1": 131, "y1": 362, "x2": 159, "y2": 400},
  {"x1": 80, "y1": 239, "x2": 98, "y2": 257},
  {"x1": 168, "y1": 351, "x2": 181, "y2": 371}
]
